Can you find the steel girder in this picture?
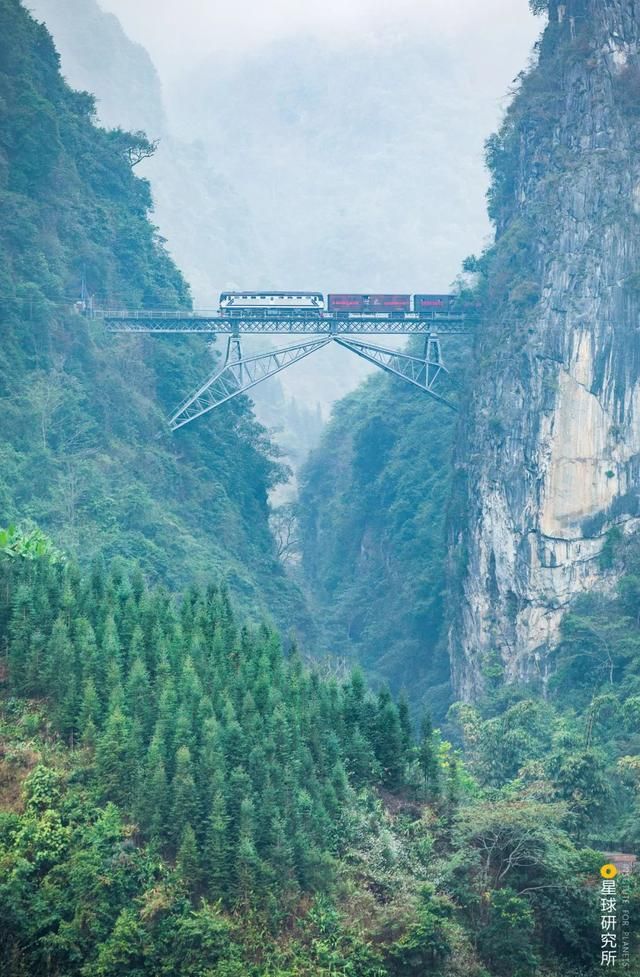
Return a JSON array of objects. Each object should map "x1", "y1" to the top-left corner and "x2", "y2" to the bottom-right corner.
[
  {"x1": 169, "y1": 336, "x2": 332, "y2": 430},
  {"x1": 101, "y1": 311, "x2": 475, "y2": 336}
]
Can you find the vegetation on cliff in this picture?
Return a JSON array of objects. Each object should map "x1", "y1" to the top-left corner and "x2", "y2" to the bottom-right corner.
[
  {"x1": 297, "y1": 338, "x2": 470, "y2": 716},
  {"x1": 0, "y1": 0, "x2": 307, "y2": 629}
]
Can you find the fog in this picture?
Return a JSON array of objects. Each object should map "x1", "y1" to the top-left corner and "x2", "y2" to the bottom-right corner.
[{"x1": 100, "y1": 0, "x2": 540, "y2": 86}]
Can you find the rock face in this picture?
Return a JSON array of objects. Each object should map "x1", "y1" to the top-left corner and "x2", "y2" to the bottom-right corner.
[{"x1": 450, "y1": 0, "x2": 640, "y2": 699}]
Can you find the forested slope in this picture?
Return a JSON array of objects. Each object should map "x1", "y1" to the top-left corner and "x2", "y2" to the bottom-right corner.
[
  {"x1": 2, "y1": 534, "x2": 635, "y2": 977},
  {"x1": 0, "y1": 0, "x2": 307, "y2": 628}
]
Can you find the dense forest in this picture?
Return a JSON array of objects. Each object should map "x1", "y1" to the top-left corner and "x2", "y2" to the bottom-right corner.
[
  {"x1": 3, "y1": 530, "x2": 639, "y2": 976},
  {"x1": 1, "y1": 0, "x2": 640, "y2": 973}
]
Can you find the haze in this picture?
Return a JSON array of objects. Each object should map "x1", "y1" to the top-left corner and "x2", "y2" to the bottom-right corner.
[{"x1": 100, "y1": 0, "x2": 540, "y2": 84}]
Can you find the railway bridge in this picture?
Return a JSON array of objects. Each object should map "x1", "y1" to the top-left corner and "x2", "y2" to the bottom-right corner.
[{"x1": 98, "y1": 306, "x2": 477, "y2": 430}]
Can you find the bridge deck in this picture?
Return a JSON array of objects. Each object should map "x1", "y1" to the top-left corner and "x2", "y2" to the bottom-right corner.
[{"x1": 98, "y1": 309, "x2": 477, "y2": 335}]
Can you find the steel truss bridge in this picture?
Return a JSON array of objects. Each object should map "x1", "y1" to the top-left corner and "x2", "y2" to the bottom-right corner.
[{"x1": 99, "y1": 309, "x2": 477, "y2": 430}]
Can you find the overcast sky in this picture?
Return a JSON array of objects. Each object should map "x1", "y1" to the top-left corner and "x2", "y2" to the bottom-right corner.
[{"x1": 100, "y1": 0, "x2": 541, "y2": 84}]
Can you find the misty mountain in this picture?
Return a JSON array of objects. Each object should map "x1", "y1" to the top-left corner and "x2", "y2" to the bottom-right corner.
[
  {"x1": 169, "y1": 34, "x2": 495, "y2": 295},
  {"x1": 27, "y1": 0, "x2": 165, "y2": 134}
]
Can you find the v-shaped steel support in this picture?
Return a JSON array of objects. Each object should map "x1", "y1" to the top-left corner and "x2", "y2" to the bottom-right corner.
[
  {"x1": 333, "y1": 335, "x2": 455, "y2": 409},
  {"x1": 169, "y1": 335, "x2": 332, "y2": 430},
  {"x1": 169, "y1": 332, "x2": 455, "y2": 430}
]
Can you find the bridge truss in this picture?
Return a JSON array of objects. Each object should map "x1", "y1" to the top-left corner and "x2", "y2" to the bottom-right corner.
[{"x1": 100, "y1": 309, "x2": 476, "y2": 430}]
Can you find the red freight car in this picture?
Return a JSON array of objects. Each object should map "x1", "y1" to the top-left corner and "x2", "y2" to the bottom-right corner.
[
  {"x1": 327, "y1": 294, "x2": 365, "y2": 312},
  {"x1": 327, "y1": 294, "x2": 411, "y2": 314},
  {"x1": 413, "y1": 294, "x2": 454, "y2": 314},
  {"x1": 367, "y1": 294, "x2": 411, "y2": 312}
]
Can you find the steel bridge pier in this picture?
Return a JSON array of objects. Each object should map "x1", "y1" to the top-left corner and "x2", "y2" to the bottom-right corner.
[{"x1": 99, "y1": 309, "x2": 476, "y2": 430}]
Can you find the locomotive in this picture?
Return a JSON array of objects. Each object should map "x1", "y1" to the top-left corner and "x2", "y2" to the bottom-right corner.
[
  {"x1": 218, "y1": 291, "x2": 475, "y2": 317},
  {"x1": 219, "y1": 291, "x2": 324, "y2": 315}
]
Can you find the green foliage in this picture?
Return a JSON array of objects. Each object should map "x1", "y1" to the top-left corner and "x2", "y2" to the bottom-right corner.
[
  {"x1": 0, "y1": 523, "x2": 63, "y2": 562},
  {"x1": 23, "y1": 764, "x2": 62, "y2": 812},
  {"x1": 600, "y1": 525, "x2": 623, "y2": 569},
  {"x1": 298, "y1": 338, "x2": 470, "y2": 715},
  {"x1": 0, "y1": 552, "x2": 416, "y2": 909},
  {"x1": 0, "y1": 547, "x2": 615, "y2": 976},
  {"x1": 387, "y1": 886, "x2": 452, "y2": 975},
  {"x1": 451, "y1": 532, "x2": 640, "y2": 847},
  {"x1": 0, "y1": 551, "x2": 426, "y2": 975},
  {"x1": 477, "y1": 888, "x2": 538, "y2": 977},
  {"x1": 1, "y1": 3, "x2": 638, "y2": 975},
  {"x1": 0, "y1": 0, "x2": 307, "y2": 631}
]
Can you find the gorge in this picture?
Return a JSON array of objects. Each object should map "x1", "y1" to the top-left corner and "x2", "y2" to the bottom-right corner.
[{"x1": 1, "y1": 1, "x2": 639, "y2": 974}]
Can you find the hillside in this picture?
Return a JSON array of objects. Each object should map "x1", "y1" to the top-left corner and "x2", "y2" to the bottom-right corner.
[
  {"x1": 295, "y1": 0, "x2": 640, "y2": 871},
  {"x1": 28, "y1": 0, "x2": 328, "y2": 475},
  {"x1": 0, "y1": 0, "x2": 309, "y2": 629},
  {"x1": 2, "y1": 533, "x2": 630, "y2": 977}
]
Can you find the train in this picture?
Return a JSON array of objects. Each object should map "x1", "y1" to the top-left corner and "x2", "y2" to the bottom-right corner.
[
  {"x1": 219, "y1": 291, "x2": 324, "y2": 311},
  {"x1": 219, "y1": 291, "x2": 476, "y2": 317}
]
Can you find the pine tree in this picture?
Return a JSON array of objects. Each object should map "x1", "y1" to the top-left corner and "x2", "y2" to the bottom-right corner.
[
  {"x1": 418, "y1": 711, "x2": 441, "y2": 801},
  {"x1": 101, "y1": 614, "x2": 122, "y2": 674},
  {"x1": 374, "y1": 693, "x2": 405, "y2": 789},
  {"x1": 75, "y1": 617, "x2": 101, "y2": 696},
  {"x1": 347, "y1": 725, "x2": 379, "y2": 785},
  {"x1": 105, "y1": 658, "x2": 124, "y2": 712},
  {"x1": 197, "y1": 717, "x2": 224, "y2": 830},
  {"x1": 44, "y1": 616, "x2": 72, "y2": 698},
  {"x1": 227, "y1": 766, "x2": 253, "y2": 844},
  {"x1": 96, "y1": 704, "x2": 134, "y2": 809},
  {"x1": 8, "y1": 582, "x2": 35, "y2": 692},
  {"x1": 45, "y1": 617, "x2": 81, "y2": 740},
  {"x1": 171, "y1": 745, "x2": 199, "y2": 847},
  {"x1": 234, "y1": 796, "x2": 260, "y2": 906},
  {"x1": 203, "y1": 773, "x2": 231, "y2": 901},
  {"x1": 78, "y1": 678, "x2": 101, "y2": 749},
  {"x1": 444, "y1": 754, "x2": 461, "y2": 818},
  {"x1": 180, "y1": 655, "x2": 203, "y2": 724},
  {"x1": 398, "y1": 693, "x2": 413, "y2": 757},
  {"x1": 127, "y1": 625, "x2": 145, "y2": 676},
  {"x1": 343, "y1": 666, "x2": 367, "y2": 730},
  {"x1": 125, "y1": 655, "x2": 153, "y2": 741},
  {"x1": 268, "y1": 814, "x2": 296, "y2": 891},
  {"x1": 137, "y1": 733, "x2": 170, "y2": 844},
  {"x1": 222, "y1": 707, "x2": 245, "y2": 771},
  {"x1": 118, "y1": 595, "x2": 139, "y2": 666},
  {"x1": 155, "y1": 678, "x2": 178, "y2": 775},
  {"x1": 176, "y1": 823, "x2": 201, "y2": 894},
  {"x1": 331, "y1": 760, "x2": 349, "y2": 806}
]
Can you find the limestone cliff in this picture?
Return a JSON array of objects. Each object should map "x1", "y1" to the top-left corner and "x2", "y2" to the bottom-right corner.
[{"x1": 450, "y1": 0, "x2": 640, "y2": 698}]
